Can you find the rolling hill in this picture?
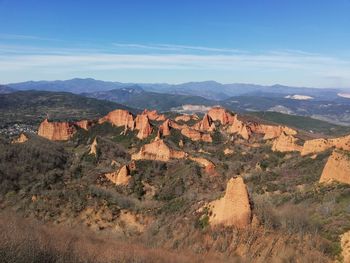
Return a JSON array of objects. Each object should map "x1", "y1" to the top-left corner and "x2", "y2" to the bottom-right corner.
[
  {"x1": 0, "y1": 85, "x2": 15, "y2": 94},
  {"x1": 0, "y1": 90, "x2": 136, "y2": 126},
  {"x1": 6, "y1": 78, "x2": 348, "y2": 101},
  {"x1": 83, "y1": 86, "x2": 216, "y2": 111}
]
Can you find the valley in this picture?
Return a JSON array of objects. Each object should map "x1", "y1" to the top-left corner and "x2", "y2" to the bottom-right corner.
[{"x1": 1, "y1": 96, "x2": 350, "y2": 262}]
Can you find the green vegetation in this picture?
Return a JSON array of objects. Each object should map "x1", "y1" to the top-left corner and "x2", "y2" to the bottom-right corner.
[
  {"x1": 0, "y1": 90, "x2": 135, "y2": 126},
  {"x1": 249, "y1": 111, "x2": 350, "y2": 136}
]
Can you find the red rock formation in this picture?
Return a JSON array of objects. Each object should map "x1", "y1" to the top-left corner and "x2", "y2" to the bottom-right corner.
[
  {"x1": 189, "y1": 157, "x2": 217, "y2": 175},
  {"x1": 341, "y1": 231, "x2": 350, "y2": 263},
  {"x1": 12, "y1": 133, "x2": 28, "y2": 144},
  {"x1": 175, "y1": 114, "x2": 199, "y2": 122},
  {"x1": 179, "y1": 140, "x2": 184, "y2": 147},
  {"x1": 158, "y1": 119, "x2": 172, "y2": 137},
  {"x1": 272, "y1": 132, "x2": 302, "y2": 152},
  {"x1": 105, "y1": 165, "x2": 131, "y2": 186},
  {"x1": 131, "y1": 140, "x2": 187, "y2": 161},
  {"x1": 181, "y1": 127, "x2": 212, "y2": 142},
  {"x1": 75, "y1": 120, "x2": 93, "y2": 130},
  {"x1": 134, "y1": 114, "x2": 153, "y2": 139},
  {"x1": 98, "y1": 109, "x2": 134, "y2": 129},
  {"x1": 181, "y1": 127, "x2": 201, "y2": 141},
  {"x1": 250, "y1": 124, "x2": 297, "y2": 140},
  {"x1": 331, "y1": 135, "x2": 350, "y2": 151},
  {"x1": 301, "y1": 135, "x2": 350, "y2": 156},
  {"x1": 89, "y1": 137, "x2": 98, "y2": 155},
  {"x1": 142, "y1": 109, "x2": 166, "y2": 121},
  {"x1": 38, "y1": 119, "x2": 76, "y2": 141},
  {"x1": 201, "y1": 133, "x2": 213, "y2": 143},
  {"x1": 169, "y1": 121, "x2": 187, "y2": 130},
  {"x1": 319, "y1": 151, "x2": 350, "y2": 185},
  {"x1": 224, "y1": 148, "x2": 234, "y2": 155},
  {"x1": 207, "y1": 177, "x2": 251, "y2": 228},
  {"x1": 227, "y1": 115, "x2": 252, "y2": 140},
  {"x1": 193, "y1": 113, "x2": 215, "y2": 132},
  {"x1": 207, "y1": 107, "x2": 235, "y2": 125}
]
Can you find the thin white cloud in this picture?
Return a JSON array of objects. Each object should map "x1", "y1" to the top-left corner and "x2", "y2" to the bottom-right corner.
[
  {"x1": 112, "y1": 43, "x2": 242, "y2": 53},
  {"x1": 0, "y1": 43, "x2": 350, "y2": 87},
  {"x1": 0, "y1": 33, "x2": 60, "y2": 42}
]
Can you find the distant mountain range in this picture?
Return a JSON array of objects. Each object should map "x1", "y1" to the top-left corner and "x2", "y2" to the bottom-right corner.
[
  {"x1": 81, "y1": 85, "x2": 216, "y2": 111},
  {"x1": 3, "y1": 78, "x2": 350, "y2": 125},
  {"x1": 6, "y1": 78, "x2": 349, "y2": 100},
  {"x1": 0, "y1": 85, "x2": 15, "y2": 94}
]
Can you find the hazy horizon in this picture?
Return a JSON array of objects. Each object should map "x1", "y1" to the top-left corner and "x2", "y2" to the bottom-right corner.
[{"x1": 4, "y1": 77, "x2": 350, "y2": 91}]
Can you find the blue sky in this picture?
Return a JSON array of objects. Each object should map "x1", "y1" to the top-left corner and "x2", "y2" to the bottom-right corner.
[{"x1": 0, "y1": 0, "x2": 350, "y2": 87}]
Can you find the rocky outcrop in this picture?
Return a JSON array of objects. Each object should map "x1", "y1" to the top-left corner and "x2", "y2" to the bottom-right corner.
[
  {"x1": 181, "y1": 127, "x2": 212, "y2": 142},
  {"x1": 38, "y1": 119, "x2": 76, "y2": 141},
  {"x1": 207, "y1": 177, "x2": 251, "y2": 228},
  {"x1": 207, "y1": 107, "x2": 234, "y2": 125},
  {"x1": 142, "y1": 109, "x2": 166, "y2": 121},
  {"x1": 264, "y1": 125, "x2": 296, "y2": 140},
  {"x1": 272, "y1": 132, "x2": 302, "y2": 152},
  {"x1": 301, "y1": 135, "x2": 350, "y2": 156},
  {"x1": 132, "y1": 140, "x2": 187, "y2": 162},
  {"x1": 189, "y1": 157, "x2": 216, "y2": 175},
  {"x1": 201, "y1": 133, "x2": 213, "y2": 143},
  {"x1": 105, "y1": 165, "x2": 131, "y2": 186},
  {"x1": 224, "y1": 148, "x2": 234, "y2": 155},
  {"x1": 227, "y1": 115, "x2": 252, "y2": 140},
  {"x1": 134, "y1": 114, "x2": 153, "y2": 139},
  {"x1": 98, "y1": 109, "x2": 134, "y2": 129},
  {"x1": 75, "y1": 120, "x2": 93, "y2": 130},
  {"x1": 179, "y1": 140, "x2": 184, "y2": 147},
  {"x1": 89, "y1": 137, "x2": 98, "y2": 156},
  {"x1": 193, "y1": 113, "x2": 215, "y2": 132},
  {"x1": 158, "y1": 119, "x2": 172, "y2": 137},
  {"x1": 12, "y1": 133, "x2": 28, "y2": 144},
  {"x1": 341, "y1": 231, "x2": 350, "y2": 263},
  {"x1": 168, "y1": 120, "x2": 188, "y2": 130},
  {"x1": 319, "y1": 151, "x2": 350, "y2": 185},
  {"x1": 250, "y1": 124, "x2": 297, "y2": 140},
  {"x1": 175, "y1": 114, "x2": 199, "y2": 122},
  {"x1": 226, "y1": 114, "x2": 297, "y2": 141}
]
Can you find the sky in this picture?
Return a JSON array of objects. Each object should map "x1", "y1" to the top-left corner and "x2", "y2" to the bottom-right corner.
[{"x1": 0, "y1": 0, "x2": 350, "y2": 87}]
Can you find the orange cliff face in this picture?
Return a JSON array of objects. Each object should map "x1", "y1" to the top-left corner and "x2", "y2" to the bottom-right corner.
[
  {"x1": 181, "y1": 127, "x2": 212, "y2": 142},
  {"x1": 301, "y1": 135, "x2": 350, "y2": 156},
  {"x1": 272, "y1": 132, "x2": 302, "y2": 153},
  {"x1": 226, "y1": 115, "x2": 252, "y2": 140},
  {"x1": 341, "y1": 231, "x2": 350, "y2": 263},
  {"x1": 193, "y1": 113, "x2": 215, "y2": 132},
  {"x1": 12, "y1": 133, "x2": 29, "y2": 144},
  {"x1": 89, "y1": 137, "x2": 98, "y2": 156},
  {"x1": 98, "y1": 109, "x2": 135, "y2": 130},
  {"x1": 105, "y1": 165, "x2": 131, "y2": 186},
  {"x1": 175, "y1": 114, "x2": 199, "y2": 122},
  {"x1": 131, "y1": 140, "x2": 187, "y2": 162},
  {"x1": 225, "y1": 113, "x2": 297, "y2": 141},
  {"x1": 142, "y1": 109, "x2": 166, "y2": 121},
  {"x1": 250, "y1": 123, "x2": 297, "y2": 140},
  {"x1": 158, "y1": 119, "x2": 172, "y2": 137},
  {"x1": 207, "y1": 107, "x2": 235, "y2": 125},
  {"x1": 207, "y1": 177, "x2": 252, "y2": 228},
  {"x1": 319, "y1": 151, "x2": 350, "y2": 185},
  {"x1": 38, "y1": 119, "x2": 76, "y2": 141},
  {"x1": 134, "y1": 114, "x2": 153, "y2": 139},
  {"x1": 75, "y1": 120, "x2": 94, "y2": 130}
]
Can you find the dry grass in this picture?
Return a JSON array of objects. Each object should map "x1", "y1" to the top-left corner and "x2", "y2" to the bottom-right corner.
[{"x1": 0, "y1": 212, "x2": 225, "y2": 263}]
